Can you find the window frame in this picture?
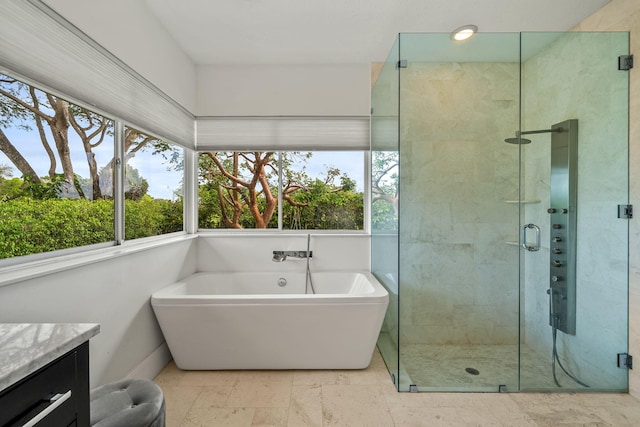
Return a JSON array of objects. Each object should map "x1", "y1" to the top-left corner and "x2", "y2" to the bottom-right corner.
[
  {"x1": 195, "y1": 150, "x2": 369, "y2": 233},
  {"x1": 0, "y1": 71, "x2": 189, "y2": 268}
]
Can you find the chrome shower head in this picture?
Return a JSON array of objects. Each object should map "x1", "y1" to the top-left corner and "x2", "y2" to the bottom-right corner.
[{"x1": 506, "y1": 127, "x2": 562, "y2": 144}]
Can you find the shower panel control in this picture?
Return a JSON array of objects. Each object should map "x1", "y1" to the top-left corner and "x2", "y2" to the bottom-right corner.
[{"x1": 548, "y1": 119, "x2": 578, "y2": 335}]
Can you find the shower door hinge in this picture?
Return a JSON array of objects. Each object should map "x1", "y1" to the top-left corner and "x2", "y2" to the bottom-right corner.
[
  {"x1": 397, "y1": 60, "x2": 408, "y2": 69},
  {"x1": 618, "y1": 204, "x2": 633, "y2": 219},
  {"x1": 618, "y1": 353, "x2": 633, "y2": 369},
  {"x1": 619, "y1": 55, "x2": 633, "y2": 71}
]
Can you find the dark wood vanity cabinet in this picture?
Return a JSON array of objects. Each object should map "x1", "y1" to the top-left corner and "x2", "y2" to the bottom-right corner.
[{"x1": 0, "y1": 342, "x2": 89, "y2": 427}]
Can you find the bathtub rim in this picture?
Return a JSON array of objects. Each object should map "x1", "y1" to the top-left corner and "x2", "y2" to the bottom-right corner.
[{"x1": 151, "y1": 270, "x2": 389, "y2": 305}]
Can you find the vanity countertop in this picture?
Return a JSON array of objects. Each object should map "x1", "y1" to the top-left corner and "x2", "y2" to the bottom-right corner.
[{"x1": 0, "y1": 323, "x2": 100, "y2": 393}]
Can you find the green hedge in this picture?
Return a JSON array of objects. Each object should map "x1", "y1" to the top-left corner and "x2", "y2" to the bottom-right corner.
[{"x1": 0, "y1": 197, "x2": 182, "y2": 259}]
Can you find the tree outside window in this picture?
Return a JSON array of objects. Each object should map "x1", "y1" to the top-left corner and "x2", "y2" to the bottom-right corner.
[
  {"x1": 198, "y1": 151, "x2": 364, "y2": 230},
  {"x1": 123, "y1": 127, "x2": 183, "y2": 240},
  {"x1": 0, "y1": 74, "x2": 184, "y2": 260}
]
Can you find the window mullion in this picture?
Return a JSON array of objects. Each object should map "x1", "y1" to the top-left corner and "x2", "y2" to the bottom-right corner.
[
  {"x1": 114, "y1": 120, "x2": 125, "y2": 244},
  {"x1": 278, "y1": 151, "x2": 283, "y2": 231},
  {"x1": 184, "y1": 148, "x2": 197, "y2": 234}
]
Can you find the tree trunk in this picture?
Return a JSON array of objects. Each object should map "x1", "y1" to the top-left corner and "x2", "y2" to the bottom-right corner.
[
  {"x1": 87, "y1": 151, "x2": 101, "y2": 200},
  {"x1": 30, "y1": 86, "x2": 57, "y2": 178},
  {"x1": 0, "y1": 128, "x2": 40, "y2": 182},
  {"x1": 49, "y1": 98, "x2": 84, "y2": 198}
]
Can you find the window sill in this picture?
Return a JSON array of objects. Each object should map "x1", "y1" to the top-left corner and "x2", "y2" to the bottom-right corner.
[
  {"x1": 0, "y1": 233, "x2": 197, "y2": 288},
  {"x1": 196, "y1": 229, "x2": 369, "y2": 236}
]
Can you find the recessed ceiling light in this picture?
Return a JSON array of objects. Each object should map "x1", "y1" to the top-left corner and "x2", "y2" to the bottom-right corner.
[{"x1": 451, "y1": 25, "x2": 478, "y2": 42}]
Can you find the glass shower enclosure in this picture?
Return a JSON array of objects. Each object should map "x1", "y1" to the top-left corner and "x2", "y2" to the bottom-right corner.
[{"x1": 371, "y1": 32, "x2": 629, "y2": 392}]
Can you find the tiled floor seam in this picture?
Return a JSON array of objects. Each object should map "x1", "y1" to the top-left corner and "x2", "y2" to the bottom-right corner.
[{"x1": 177, "y1": 386, "x2": 204, "y2": 427}]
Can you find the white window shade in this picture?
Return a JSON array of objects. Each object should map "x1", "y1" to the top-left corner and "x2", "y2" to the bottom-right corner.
[
  {"x1": 371, "y1": 115, "x2": 399, "y2": 151},
  {"x1": 0, "y1": 0, "x2": 194, "y2": 149},
  {"x1": 196, "y1": 117, "x2": 370, "y2": 151}
]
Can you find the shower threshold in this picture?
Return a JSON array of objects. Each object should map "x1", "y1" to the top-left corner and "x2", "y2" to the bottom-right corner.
[{"x1": 379, "y1": 341, "x2": 594, "y2": 392}]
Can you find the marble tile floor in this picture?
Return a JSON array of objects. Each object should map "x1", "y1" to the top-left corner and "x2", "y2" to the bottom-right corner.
[
  {"x1": 400, "y1": 344, "x2": 592, "y2": 391},
  {"x1": 154, "y1": 348, "x2": 640, "y2": 426}
]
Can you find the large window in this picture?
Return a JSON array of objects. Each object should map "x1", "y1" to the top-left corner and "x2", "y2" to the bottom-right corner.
[
  {"x1": 371, "y1": 151, "x2": 398, "y2": 231},
  {"x1": 0, "y1": 74, "x2": 184, "y2": 261},
  {"x1": 0, "y1": 74, "x2": 115, "y2": 259},
  {"x1": 198, "y1": 151, "x2": 364, "y2": 230},
  {"x1": 124, "y1": 127, "x2": 183, "y2": 240}
]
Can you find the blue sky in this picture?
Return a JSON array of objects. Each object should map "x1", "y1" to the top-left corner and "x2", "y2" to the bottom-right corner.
[
  {"x1": 0, "y1": 126, "x2": 181, "y2": 200},
  {"x1": 0, "y1": 124, "x2": 364, "y2": 199},
  {"x1": 293, "y1": 151, "x2": 364, "y2": 192}
]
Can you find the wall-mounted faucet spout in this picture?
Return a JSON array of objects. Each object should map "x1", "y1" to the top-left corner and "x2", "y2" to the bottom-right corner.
[
  {"x1": 272, "y1": 250, "x2": 312, "y2": 262},
  {"x1": 272, "y1": 252, "x2": 287, "y2": 262}
]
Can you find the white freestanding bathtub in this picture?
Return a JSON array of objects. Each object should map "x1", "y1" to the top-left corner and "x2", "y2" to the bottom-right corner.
[{"x1": 151, "y1": 271, "x2": 389, "y2": 370}]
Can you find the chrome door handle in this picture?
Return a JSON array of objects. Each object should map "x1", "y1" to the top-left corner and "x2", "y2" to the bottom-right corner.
[{"x1": 522, "y1": 224, "x2": 540, "y2": 252}]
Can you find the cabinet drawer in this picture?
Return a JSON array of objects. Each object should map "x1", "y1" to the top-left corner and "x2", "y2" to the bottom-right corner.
[{"x1": 0, "y1": 350, "x2": 77, "y2": 427}]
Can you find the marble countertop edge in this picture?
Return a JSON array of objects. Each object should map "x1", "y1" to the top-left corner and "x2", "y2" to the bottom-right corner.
[{"x1": 0, "y1": 323, "x2": 100, "y2": 393}]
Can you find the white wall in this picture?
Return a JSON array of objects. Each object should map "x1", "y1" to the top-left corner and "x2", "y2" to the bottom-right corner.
[
  {"x1": 0, "y1": 239, "x2": 197, "y2": 387},
  {"x1": 41, "y1": 0, "x2": 197, "y2": 113},
  {"x1": 196, "y1": 64, "x2": 371, "y2": 116},
  {"x1": 0, "y1": 234, "x2": 368, "y2": 387},
  {"x1": 36, "y1": 2, "x2": 370, "y2": 119},
  {"x1": 197, "y1": 234, "x2": 370, "y2": 273}
]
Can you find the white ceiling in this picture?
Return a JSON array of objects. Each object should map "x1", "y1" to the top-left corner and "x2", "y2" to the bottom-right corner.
[{"x1": 144, "y1": 0, "x2": 610, "y2": 65}]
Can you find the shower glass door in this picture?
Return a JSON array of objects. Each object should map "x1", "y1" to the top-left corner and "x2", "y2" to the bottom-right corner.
[
  {"x1": 372, "y1": 31, "x2": 629, "y2": 393},
  {"x1": 518, "y1": 32, "x2": 630, "y2": 391},
  {"x1": 396, "y1": 33, "x2": 522, "y2": 392},
  {"x1": 372, "y1": 37, "x2": 400, "y2": 388}
]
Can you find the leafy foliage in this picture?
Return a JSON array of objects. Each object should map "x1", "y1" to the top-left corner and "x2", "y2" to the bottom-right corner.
[
  {"x1": 21, "y1": 174, "x2": 65, "y2": 200},
  {"x1": 0, "y1": 198, "x2": 114, "y2": 258},
  {"x1": 0, "y1": 177, "x2": 23, "y2": 201},
  {"x1": 0, "y1": 195, "x2": 182, "y2": 259},
  {"x1": 283, "y1": 178, "x2": 363, "y2": 230},
  {"x1": 198, "y1": 151, "x2": 364, "y2": 230},
  {"x1": 0, "y1": 75, "x2": 187, "y2": 260},
  {"x1": 371, "y1": 151, "x2": 399, "y2": 231},
  {"x1": 125, "y1": 196, "x2": 183, "y2": 239}
]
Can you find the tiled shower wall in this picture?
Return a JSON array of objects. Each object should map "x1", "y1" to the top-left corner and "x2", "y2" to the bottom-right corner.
[
  {"x1": 574, "y1": 0, "x2": 640, "y2": 398},
  {"x1": 398, "y1": 62, "x2": 521, "y2": 346}
]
